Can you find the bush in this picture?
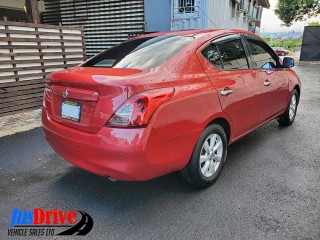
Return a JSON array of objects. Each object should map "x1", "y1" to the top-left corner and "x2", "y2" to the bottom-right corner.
[{"x1": 308, "y1": 22, "x2": 320, "y2": 26}]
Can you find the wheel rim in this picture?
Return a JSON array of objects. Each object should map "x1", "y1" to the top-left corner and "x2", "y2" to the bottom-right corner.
[
  {"x1": 199, "y1": 134, "x2": 223, "y2": 178},
  {"x1": 289, "y1": 94, "x2": 297, "y2": 121}
]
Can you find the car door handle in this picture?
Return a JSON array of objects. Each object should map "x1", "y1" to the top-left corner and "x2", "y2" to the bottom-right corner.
[
  {"x1": 264, "y1": 80, "x2": 271, "y2": 86},
  {"x1": 221, "y1": 89, "x2": 233, "y2": 96}
]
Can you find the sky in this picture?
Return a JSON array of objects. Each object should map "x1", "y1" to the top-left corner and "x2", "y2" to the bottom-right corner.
[{"x1": 261, "y1": 0, "x2": 319, "y2": 33}]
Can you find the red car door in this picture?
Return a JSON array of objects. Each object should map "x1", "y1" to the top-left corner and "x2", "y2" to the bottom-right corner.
[
  {"x1": 198, "y1": 35, "x2": 262, "y2": 138},
  {"x1": 244, "y1": 37, "x2": 289, "y2": 123}
]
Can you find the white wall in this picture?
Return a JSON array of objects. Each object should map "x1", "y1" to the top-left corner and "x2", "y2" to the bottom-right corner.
[
  {"x1": 207, "y1": 0, "x2": 250, "y2": 30},
  {"x1": 171, "y1": 0, "x2": 265, "y2": 32}
]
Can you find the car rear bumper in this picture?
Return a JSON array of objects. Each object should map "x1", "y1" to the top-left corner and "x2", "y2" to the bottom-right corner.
[{"x1": 42, "y1": 107, "x2": 197, "y2": 181}]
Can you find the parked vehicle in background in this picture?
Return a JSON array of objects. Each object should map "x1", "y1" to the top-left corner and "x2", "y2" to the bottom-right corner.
[
  {"x1": 273, "y1": 47, "x2": 290, "y2": 56},
  {"x1": 42, "y1": 29, "x2": 301, "y2": 188}
]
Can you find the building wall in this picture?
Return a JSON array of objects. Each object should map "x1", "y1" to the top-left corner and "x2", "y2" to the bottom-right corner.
[
  {"x1": 0, "y1": 0, "x2": 45, "y2": 22},
  {"x1": 0, "y1": 0, "x2": 45, "y2": 12},
  {"x1": 171, "y1": 0, "x2": 265, "y2": 34},
  {"x1": 144, "y1": 0, "x2": 171, "y2": 32},
  {"x1": 207, "y1": 0, "x2": 249, "y2": 30},
  {"x1": 0, "y1": 8, "x2": 28, "y2": 22}
]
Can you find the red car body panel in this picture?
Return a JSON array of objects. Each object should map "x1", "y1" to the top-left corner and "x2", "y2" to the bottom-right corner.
[
  {"x1": 197, "y1": 45, "x2": 262, "y2": 137},
  {"x1": 256, "y1": 69, "x2": 289, "y2": 122},
  {"x1": 42, "y1": 29, "x2": 301, "y2": 181}
]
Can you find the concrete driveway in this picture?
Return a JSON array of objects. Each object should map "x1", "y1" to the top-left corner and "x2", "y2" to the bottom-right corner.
[{"x1": 0, "y1": 64, "x2": 319, "y2": 240}]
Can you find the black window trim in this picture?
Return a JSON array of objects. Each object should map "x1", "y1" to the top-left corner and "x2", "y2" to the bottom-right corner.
[
  {"x1": 243, "y1": 34, "x2": 281, "y2": 70},
  {"x1": 214, "y1": 44, "x2": 225, "y2": 69},
  {"x1": 200, "y1": 34, "x2": 252, "y2": 72}
]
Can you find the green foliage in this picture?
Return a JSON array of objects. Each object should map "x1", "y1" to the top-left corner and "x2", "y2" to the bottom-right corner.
[
  {"x1": 262, "y1": 36, "x2": 271, "y2": 43},
  {"x1": 281, "y1": 38, "x2": 302, "y2": 49},
  {"x1": 263, "y1": 36, "x2": 303, "y2": 50},
  {"x1": 308, "y1": 22, "x2": 320, "y2": 26},
  {"x1": 275, "y1": 0, "x2": 320, "y2": 27}
]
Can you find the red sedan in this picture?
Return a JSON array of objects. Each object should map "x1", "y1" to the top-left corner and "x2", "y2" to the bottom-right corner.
[
  {"x1": 42, "y1": 29, "x2": 301, "y2": 187},
  {"x1": 274, "y1": 47, "x2": 289, "y2": 56}
]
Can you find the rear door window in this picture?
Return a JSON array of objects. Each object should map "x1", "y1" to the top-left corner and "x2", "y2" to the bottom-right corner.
[{"x1": 202, "y1": 35, "x2": 249, "y2": 70}]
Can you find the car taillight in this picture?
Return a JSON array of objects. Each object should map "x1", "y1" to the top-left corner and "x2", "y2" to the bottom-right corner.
[{"x1": 107, "y1": 87, "x2": 174, "y2": 127}]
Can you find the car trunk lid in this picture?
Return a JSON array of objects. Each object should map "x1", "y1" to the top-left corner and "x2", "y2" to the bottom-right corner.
[{"x1": 47, "y1": 67, "x2": 145, "y2": 133}]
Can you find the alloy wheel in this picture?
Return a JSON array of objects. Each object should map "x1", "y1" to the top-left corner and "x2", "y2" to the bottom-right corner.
[
  {"x1": 199, "y1": 134, "x2": 223, "y2": 178},
  {"x1": 289, "y1": 94, "x2": 297, "y2": 121}
]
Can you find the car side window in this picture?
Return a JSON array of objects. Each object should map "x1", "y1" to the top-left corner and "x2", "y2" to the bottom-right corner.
[
  {"x1": 217, "y1": 39, "x2": 249, "y2": 70},
  {"x1": 201, "y1": 37, "x2": 249, "y2": 70},
  {"x1": 201, "y1": 44, "x2": 223, "y2": 70},
  {"x1": 246, "y1": 39, "x2": 278, "y2": 69}
]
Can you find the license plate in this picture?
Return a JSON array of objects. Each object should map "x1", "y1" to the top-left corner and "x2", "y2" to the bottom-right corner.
[{"x1": 61, "y1": 100, "x2": 81, "y2": 122}]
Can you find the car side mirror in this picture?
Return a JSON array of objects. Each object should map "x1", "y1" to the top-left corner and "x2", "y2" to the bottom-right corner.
[{"x1": 283, "y1": 57, "x2": 294, "y2": 68}]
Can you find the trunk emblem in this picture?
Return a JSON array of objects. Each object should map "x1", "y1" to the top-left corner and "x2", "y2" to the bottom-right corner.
[{"x1": 63, "y1": 89, "x2": 68, "y2": 98}]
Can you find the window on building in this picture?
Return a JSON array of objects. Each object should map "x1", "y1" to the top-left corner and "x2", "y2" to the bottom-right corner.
[
  {"x1": 179, "y1": 0, "x2": 195, "y2": 13},
  {"x1": 202, "y1": 38, "x2": 249, "y2": 70},
  {"x1": 239, "y1": 0, "x2": 247, "y2": 7},
  {"x1": 246, "y1": 39, "x2": 278, "y2": 69},
  {"x1": 231, "y1": 0, "x2": 237, "y2": 20}
]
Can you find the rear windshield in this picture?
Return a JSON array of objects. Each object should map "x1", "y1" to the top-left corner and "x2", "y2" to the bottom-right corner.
[{"x1": 83, "y1": 36, "x2": 194, "y2": 69}]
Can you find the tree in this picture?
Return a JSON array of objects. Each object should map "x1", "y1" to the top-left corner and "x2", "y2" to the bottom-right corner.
[
  {"x1": 262, "y1": 36, "x2": 271, "y2": 43},
  {"x1": 308, "y1": 22, "x2": 320, "y2": 26},
  {"x1": 275, "y1": 0, "x2": 320, "y2": 27}
]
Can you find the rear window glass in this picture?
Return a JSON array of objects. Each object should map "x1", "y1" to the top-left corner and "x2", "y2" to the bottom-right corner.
[{"x1": 83, "y1": 36, "x2": 194, "y2": 69}]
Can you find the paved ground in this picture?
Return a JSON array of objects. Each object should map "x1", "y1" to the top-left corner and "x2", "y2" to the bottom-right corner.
[
  {"x1": 0, "y1": 109, "x2": 41, "y2": 137},
  {"x1": 0, "y1": 64, "x2": 319, "y2": 240}
]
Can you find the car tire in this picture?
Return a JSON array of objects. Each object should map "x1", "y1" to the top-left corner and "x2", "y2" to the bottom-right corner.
[
  {"x1": 282, "y1": 52, "x2": 285, "y2": 56},
  {"x1": 278, "y1": 89, "x2": 299, "y2": 126},
  {"x1": 181, "y1": 124, "x2": 228, "y2": 188}
]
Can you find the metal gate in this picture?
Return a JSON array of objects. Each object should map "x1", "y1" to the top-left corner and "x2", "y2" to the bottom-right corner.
[
  {"x1": 300, "y1": 26, "x2": 320, "y2": 62},
  {"x1": 171, "y1": 0, "x2": 202, "y2": 30}
]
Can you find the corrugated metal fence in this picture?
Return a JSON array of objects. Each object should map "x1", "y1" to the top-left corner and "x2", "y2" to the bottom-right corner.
[
  {"x1": 42, "y1": 0, "x2": 145, "y2": 57},
  {"x1": 0, "y1": 20, "x2": 86, "y2": 116}
]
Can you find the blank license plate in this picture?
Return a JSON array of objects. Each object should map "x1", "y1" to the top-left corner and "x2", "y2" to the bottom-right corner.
[{"x1": 61, "y1": 100, "x2": 81, "y2": 122}]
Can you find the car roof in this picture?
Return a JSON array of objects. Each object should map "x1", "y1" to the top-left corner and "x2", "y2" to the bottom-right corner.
[
  {"x1": 144, "y1": 29, "x2": 220, "y2": 37},
  {"x1": 135, "y1": 29, "x2": 258, "y2": 39}
]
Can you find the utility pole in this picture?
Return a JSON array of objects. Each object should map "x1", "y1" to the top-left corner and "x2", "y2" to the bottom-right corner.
[{"x1": 25, "y1": 0, "x2": 40, "y2": 24}]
